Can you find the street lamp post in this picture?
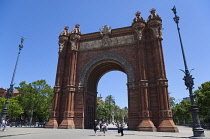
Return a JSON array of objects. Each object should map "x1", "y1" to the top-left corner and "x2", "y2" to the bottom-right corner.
[
  {"x1": 171, "y1": 6, "x2": 205, "y2": 138},
  {"x1": 1, "y1": 37, "x2": 25, "y2": 121}
]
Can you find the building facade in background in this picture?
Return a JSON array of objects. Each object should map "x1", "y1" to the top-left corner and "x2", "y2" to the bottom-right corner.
[{"x1": 0, "y1": 88, "x2": 20, "y2": 98}]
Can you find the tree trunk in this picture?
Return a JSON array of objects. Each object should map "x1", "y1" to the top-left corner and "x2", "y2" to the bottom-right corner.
[{"x1": 29, "y1": 110, "x2": 33, "y2": 127}]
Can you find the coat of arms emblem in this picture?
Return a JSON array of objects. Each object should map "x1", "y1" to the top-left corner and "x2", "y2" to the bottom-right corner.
[{"x1": 99, "y1": 25, "x2": 111, "y2": 36}]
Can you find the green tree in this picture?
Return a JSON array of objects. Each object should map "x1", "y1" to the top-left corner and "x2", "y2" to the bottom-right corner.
[
  {"x1": 105, "y1": 95, "x2": 115, "y2": 106},
  {"x1": 121, "y1": 107, "x2": 128, "y2": 123},
  {"x1": 96, "y1": 95, "x2": 128, "y2": 123},
  {"x1": 16, "y1": 80, "x2": 53, "y2": 125},
  {"x1": 0, "y1": 97, "x2": 6, "y2": 114},
  {"x1": 172, "y1": 100, "x2": 192, "y2": 124},
  {"x1": 113, "y1": 105, "x2": 122, "y2": 122},
  {"x1": 194, "y1": 81, "x2": 210, "y2": 122},
  {"x1": 105, "y1": 95, "x2": 115, "y2": 123},
  {"x1": 8, "y1": 96, "x2": 24, "y2": 120},
  {"x1": 169, "y1": 92, "x2": 176, "y2": 109}
]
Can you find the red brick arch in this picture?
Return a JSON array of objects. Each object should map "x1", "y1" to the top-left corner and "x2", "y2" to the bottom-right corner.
[
  {"x1": 46, "y1": 11, "x2": 178, "y2": 132},
  {"x1": 78, "y1": 52, "x2": 135, "y2": 89}
]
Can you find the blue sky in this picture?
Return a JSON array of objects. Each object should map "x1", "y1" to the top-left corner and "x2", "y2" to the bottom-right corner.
[{"x1": 0, "y1": 1, "x2": 209, "y2": 108}]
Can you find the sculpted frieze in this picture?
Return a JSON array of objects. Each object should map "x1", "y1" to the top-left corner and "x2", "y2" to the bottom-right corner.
[{"x1": 79, "y1": 35, "x2": 134, "y2": 50}]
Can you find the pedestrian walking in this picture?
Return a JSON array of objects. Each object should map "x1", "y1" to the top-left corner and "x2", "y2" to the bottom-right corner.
[
  {"x1": 101, "y1": 121, "x2": 107, "y2": 136},
  {"x1": 2, "y1": 119, "x2": 7, "y2": 131},
  {"x1": 116, "y1": 122, "x2": 120, "y2": 134},
  {"x1": 99, "y1": 121, "x2": 102, "y2": 132},
  {"x1": 119, "y1": 121, "x2": 125, "y2": 136},
  {"x1": 43, "y1": 120, "x2": 47, "y2": 127},
  {"x1": 93, "y1": 120, "x2": 99, "y2": 134}
]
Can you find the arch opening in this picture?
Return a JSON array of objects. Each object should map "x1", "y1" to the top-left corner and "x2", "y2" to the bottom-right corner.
[
  {"x1": 97, "y1": 71, "x2": 128, "y2": 125},
  {"x1": 84, "y1": 61, "x2": 128, "y2": 128}
]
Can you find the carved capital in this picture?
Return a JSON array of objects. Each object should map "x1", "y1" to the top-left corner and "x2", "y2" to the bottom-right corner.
[
  {"x1": 139, "y1": 80, "x2": 149, "y2": 87},
  {"x1": 140, "y1": 110, "x2": 151, "y2": 117},
  {"x1": 50, "y1": 111, "x2": 59, "y2": 118},
  {"x1": 54, "y1": 86, "x2": 61, "y2": 93},
  {"x1": 127, "y1": 82, "x2": 137, "y2": 89},
  {"x1": 64, "y1": 111, "x2": 75, "y2": 117},
  {"x1": 157, "y1": 79, "x2": 168, "y2": 86},
  {"x1": 128, "y1": 112, "x2": 139, "y2": 117},
  {"x1": 159, "y1": 110, "x2": 172, "y2": 117},
  {"x1": 66, "y1": 85, "x2": 76, "y2": 92}
]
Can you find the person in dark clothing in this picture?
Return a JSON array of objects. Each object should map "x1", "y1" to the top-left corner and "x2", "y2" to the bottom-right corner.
[
  {"x1": 93, "y1": 120, "x2": 98, "y2": 134},
  {"x1": 116, "y1": 122, "x2": 120, "y2": 134},
  {"x1": 119, "y1": 121, "x2": 125, "y2": 136}
]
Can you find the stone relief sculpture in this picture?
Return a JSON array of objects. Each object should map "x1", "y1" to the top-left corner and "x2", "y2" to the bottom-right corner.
[
  {"x1": 150, "y1": 25, "x2": 163, "y2": 39},
  {"x1": 70, "y1": 40, "x2": 76, "y2": 50},
  {"x1": 95, "y1": 40, "x2": 102, "y2": 48},
  {"x1": 102, "y1": 35, "x2": 111, "y2": 47},
  {"x1": 79, "y1": 35, "x2": 134, "y2": 50},
  {"x1": 150, "y1": 26, "x2": 159, "y2": 38},
  {"x1": 100, "y1": 25, "x2": 111, "y2": 36},
  {"x1": 135, "y1": 27, "x2": 144, "y2": 40},
  {"x1": 127, "y1": 35, "x2": 134, "y2": 43},
  {"x1": 159, "y1": 25, "x2": 163, "y2": 38},
  {"x1": 59, "y1": 41, "x2": 65, "y2": 52}
]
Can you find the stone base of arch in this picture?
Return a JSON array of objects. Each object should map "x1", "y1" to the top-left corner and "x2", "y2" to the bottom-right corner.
[
  {"x1": 58, "y1": 118, "x2": 75, "y2": 129},
  {"x1": 45, "y1": 119, "x2": 58, "y2": 128},
  {"x1": 137, "y1": 119, "x2": 157, "y2": 131},
  {"x1": 157, "y1": 119, "x2": 179, "y2": 132}
]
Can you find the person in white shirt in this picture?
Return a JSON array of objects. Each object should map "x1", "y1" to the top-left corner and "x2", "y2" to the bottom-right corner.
[
  {"x1": 2, "y1": 119, "x2": 7, "y2": 131},
  {"x1": 101, "y1": 121, "x2": 107, "y2": 136},
  {"x1": 119, "y1": 121, "x2": 125, "y2": 136}
]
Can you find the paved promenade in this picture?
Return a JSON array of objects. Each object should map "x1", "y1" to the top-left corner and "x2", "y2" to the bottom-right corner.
[{"x1": 0, "y1": 125, "x2": 210, "y2": 139}]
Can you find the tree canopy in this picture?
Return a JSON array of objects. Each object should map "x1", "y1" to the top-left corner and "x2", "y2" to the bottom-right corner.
[
  {"x1": 15, "y1": 80, "x2": 53, "y2": 124},
  {"x1": 194, "y1": 81, "x2": 210, "y2": 122},
  {"x1": 96, "y1": 95, "x2": 128, "y2": 123}
]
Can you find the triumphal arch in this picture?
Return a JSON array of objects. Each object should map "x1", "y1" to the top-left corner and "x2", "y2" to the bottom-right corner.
[{"x1": 46, "y1": 9, "x2": 178, "y2": 132}]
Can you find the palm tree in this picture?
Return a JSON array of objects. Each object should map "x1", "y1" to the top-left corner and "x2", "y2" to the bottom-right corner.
[
  {"x1": 121, "y1": 107, "x2": 128, "y2": 123},
  {"x1": 105, "y1": 95, "x2": 115, "y2": 105},
  {"x1": 105, "y1": 95, "x2": 115, "y2": 123}
]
